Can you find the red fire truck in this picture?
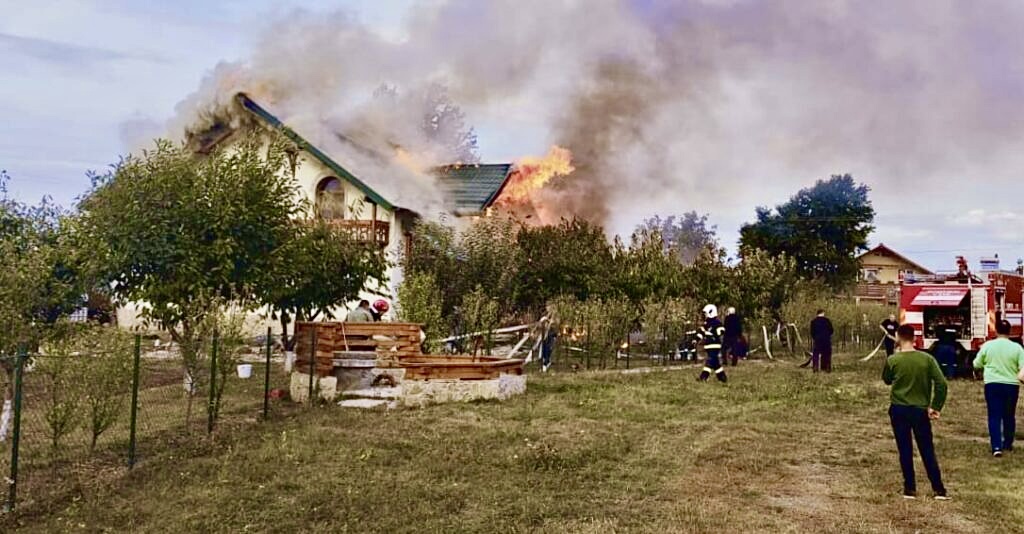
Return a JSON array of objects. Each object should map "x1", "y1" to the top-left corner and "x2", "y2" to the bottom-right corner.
[{"x1": 899, "y1": 257, "x2": 1024, "y2": 352}]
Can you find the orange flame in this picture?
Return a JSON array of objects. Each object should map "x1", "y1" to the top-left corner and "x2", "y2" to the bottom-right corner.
[{"x1": 497, "y1": 145, "x2": 574, "y2": 205}]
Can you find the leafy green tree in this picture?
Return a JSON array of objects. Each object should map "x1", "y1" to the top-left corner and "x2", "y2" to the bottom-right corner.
[
  {"x1": 733, "y1": 248, "x2": 799, "y2": 320},
  {"x1": 404, "y1": 220, "x2": 460, "y2": 315},
  {"x1": 404, "y1": 216, "x2": 517, "y2": 320},
  {"x1": 265, "y1": 220, "x2": 388, "y2": 350},
  {"x1": 80, "y1": 327, "x2": 134, "y2": 451},
  {"x1": 78, "y1": 132, "x2": 301, "y2": 423},
  {"x1": 638, "y1": 212, "x2": 718, "y2": 265},
  {"x1": 514, "y1": 218, "x2": 616, "y2": 313},
  {"x1": 0, "y1": 171, "x2": 85, "y2": 352},
  {"x1": 460, "y1": 286, "x2": 501, "y2": 355},
  {"x1": 396, "y1": 271, "x2": 444, "y2": 352},
  {"x1": 613, "y1": 228, "x2": 684, "y2": 306},
  {"x1": 739, "y1": 174, "x2": 874, "y2": 290},
  {"x1": 0, "y1": 172, "x2": 90, "y2": 441},
  {"x1": 681, "y1": 247, "x2": 736, "y2": 309}
]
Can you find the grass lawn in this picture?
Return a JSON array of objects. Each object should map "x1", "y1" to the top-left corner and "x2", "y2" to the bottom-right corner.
[{"x1": 4, "y1": 354, "x2": 1023, "y2": 533}]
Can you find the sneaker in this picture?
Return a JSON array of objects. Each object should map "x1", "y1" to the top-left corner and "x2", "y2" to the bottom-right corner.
[
  {"x1": 994, "y1": 450, "x2": 1003, "y2": 457},
  {"x1": 902, "y1": 491, "x2": 917, "y2": 499},
  {"x1": 934, "y1": 493, "x2": 951, "y2": 501}
]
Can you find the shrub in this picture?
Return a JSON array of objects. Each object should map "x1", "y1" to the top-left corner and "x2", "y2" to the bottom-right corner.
[{"x1": 396, "y1": 271, "x2": 445, "y2": 352}]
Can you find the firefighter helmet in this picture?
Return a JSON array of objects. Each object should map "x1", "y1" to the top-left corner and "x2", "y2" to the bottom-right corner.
[
  {"x1": 372, "y1": 299, "x2": 390, "y2": 313},
  {"x1": 703, "y1": 304, "x2": 718, "y2": 319}
]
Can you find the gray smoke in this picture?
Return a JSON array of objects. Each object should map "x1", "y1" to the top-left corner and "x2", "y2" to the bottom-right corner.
[{"x1": 170, "y1": 0, "x2": 1024, "y2": 235}]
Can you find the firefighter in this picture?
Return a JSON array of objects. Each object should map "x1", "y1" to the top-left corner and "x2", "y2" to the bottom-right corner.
[
  {"x1": 370, "y1": 299, "x2": 390, "y2": 322},
  {"x1": 697, "y1": 304, "x2": 728, "y2": 383}
]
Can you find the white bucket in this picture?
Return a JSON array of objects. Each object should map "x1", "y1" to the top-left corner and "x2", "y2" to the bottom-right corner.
[
  {"x1": 183, "y1": 371, "x2": 197, "y2": 394},
  {"x1": 284, "y1": 351, "x2": 296, "y2": 373},
  {"x1": 237, "y1": 364, "x2": 253, "y2": 379}
]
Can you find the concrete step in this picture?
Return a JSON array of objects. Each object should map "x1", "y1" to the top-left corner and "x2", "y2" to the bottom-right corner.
[
  {"x1": 338, "y1": 398, "x2": 398, "y2": 409},
  {"x1": 341, "y1": 386, "x2": 402, "y2": 400}
]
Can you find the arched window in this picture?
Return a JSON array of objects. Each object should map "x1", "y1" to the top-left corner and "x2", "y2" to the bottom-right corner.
[{"x1": 316, "y1": 177, "x2": 345, "y2": 220}]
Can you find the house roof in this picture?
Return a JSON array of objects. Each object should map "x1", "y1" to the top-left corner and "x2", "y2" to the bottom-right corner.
[
  {"x1": 236, "y1": 93, "x2": 516, "y2": 217},
  {"x1": 434, "y1": 164, "x2": 514, "y2": 214},
  {"x1": 856, "y1": 243, "x2": 933, "y2": 274},
  {"x1": 236, "y1": 93, "x2": 395, "y2": 211}
]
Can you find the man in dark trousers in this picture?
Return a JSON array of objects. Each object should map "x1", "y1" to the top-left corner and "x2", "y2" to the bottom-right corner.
[
  {"x1": 810, "y1": 309, "x2": 834, "y2": 372},
  {"x1": 697, "y1": 304, "x2": 727, "y2": 383},
  {"x1": 723, "y1": 307, "x2": 743, "y2": 366},
  {"x1": 883, "y1": 324, "x2": 950, "y2": 500},
  {"x1": 880, "y1": 313, "x2": 899, "y2": 357}
]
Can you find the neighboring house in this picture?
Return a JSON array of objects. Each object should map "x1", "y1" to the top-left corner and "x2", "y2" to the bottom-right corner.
[{"x1": 853, "y1": 244, "x2": 933, "y2": 305}]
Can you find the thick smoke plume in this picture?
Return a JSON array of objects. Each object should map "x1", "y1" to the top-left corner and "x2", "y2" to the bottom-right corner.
[{"x1": 170, "y1": 0, "x2": 1024, "y2": 235}]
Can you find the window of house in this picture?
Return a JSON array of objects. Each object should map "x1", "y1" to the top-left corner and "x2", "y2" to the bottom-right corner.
[
  {"x1": 316, "y1": 177, "x2": 345, "y2": 220},
  {"x1": 862, "y1": 269, "x2": 880, "y2": 282}
]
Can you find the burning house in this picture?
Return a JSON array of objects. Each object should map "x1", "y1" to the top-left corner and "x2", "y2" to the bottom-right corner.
[{"x1": 187, "y1": 93, "x2": 572, "y2": 303}]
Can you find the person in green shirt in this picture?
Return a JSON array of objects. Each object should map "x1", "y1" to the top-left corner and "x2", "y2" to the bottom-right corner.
[
  {"x1": 972, "y1": 319, "x2": 1024, "y2": 456},
  {"x1": 882, "y1": 324, "x2": 950, "y2": 500}
]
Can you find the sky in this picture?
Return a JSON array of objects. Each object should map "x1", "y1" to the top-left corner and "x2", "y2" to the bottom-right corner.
[{"x1": 1, "y1": 0, "x2": 1022, "y2": 273}]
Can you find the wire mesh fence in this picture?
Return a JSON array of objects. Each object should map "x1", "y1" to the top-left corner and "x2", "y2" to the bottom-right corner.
[
  {"x1": 0, "y1": 329, "x2": 295, "y2": 512},
  {"x1": 533, "y1": 318, "x2": 890, "y2": 374}
]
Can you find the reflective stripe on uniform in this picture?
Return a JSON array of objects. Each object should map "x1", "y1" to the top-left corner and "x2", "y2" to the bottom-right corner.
[
  {"x1": 704, "y1": 344, "x2": 721, "y2": 349},
  {"x1": 702, "y1": 367, "x2": 714, "y2": 373},
  {"x1": 714, "y1": 367, "x2": 726, "y2": 374}
]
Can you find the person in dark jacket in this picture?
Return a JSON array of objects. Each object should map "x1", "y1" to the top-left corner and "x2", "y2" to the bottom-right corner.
[
  {"x1": 697, "y1": 304, "x2": 727, "y2": 383},
  {"x1": 810, "y1": 309, "x2": 834, "y2": 373},
  {"x1": 723, "y1": 307, "x2": 743, "y2": 366},
  {"x1": 880, "y1": 313, "x2": 899, "y2": 357},
  {"x1": 932, "y1": 326, "x2": 959, "y2": 379}
]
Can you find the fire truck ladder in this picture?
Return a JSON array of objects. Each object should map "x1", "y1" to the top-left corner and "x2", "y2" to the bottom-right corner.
[{"x1": 970, "y1": 287, "x2": 988, "y2": 340}]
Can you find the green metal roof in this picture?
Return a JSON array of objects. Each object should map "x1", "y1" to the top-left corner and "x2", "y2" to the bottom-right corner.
[
  {"x1": 236, "y1": 93, "x2": 395, "y2": 211},
  {"x1": 434, "y1": 164, "x2": 514, "y2": 214}
]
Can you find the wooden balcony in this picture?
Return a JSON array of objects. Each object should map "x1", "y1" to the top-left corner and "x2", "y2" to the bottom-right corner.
[
  {"x1": 327, "y1": 219, "x2": 390, "y2": 247},
  {"x1": 853, "y1": 283, "x2": 898, "y2": 305}
]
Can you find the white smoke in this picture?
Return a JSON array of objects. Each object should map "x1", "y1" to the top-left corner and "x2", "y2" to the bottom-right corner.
[{"x1": 167, "y1": 0, "x2": 1024, "y2": 239}]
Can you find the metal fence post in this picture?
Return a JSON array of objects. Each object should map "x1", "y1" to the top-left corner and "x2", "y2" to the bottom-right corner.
[
  {"x1": 128, "y1": 335, "x2": 141, "y2": 469},
  {"x1": 308, "y1": 326, "x2": 317, "y2": 407},
  {"x1": 207, "y1": 333, "x2": 218, "y2": 435},
  {"x1": 625, "y1": 330, "x2": 631, "y2": 369},
  {"x1": 585, "y1": 321, "x2": 592, "y2": 370},
  {"x1": 263, "y1": 327, "x2": 272, "y2": 420},
  {"x1": 5, "y1": 347, "x2": 27, "y2": 512}
]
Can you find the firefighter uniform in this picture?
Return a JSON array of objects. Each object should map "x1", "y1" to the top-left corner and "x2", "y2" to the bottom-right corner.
[{"x1": 697, "y1": 307, "x2": 728, "y2": 383}]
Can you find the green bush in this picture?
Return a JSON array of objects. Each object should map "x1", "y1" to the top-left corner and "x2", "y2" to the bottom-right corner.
[
  {"x1": 396, "y1": 271, "x2": 445, "y2": 352},
  {"x1": 38, "y1": 324, "x2": 134, "y2": 453}
]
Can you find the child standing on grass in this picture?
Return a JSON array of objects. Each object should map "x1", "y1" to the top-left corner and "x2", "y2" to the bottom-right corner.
[
  {"x1": 882, "y1": 324, "x2": 950, "y2": 500},
  {"x1": 972, "y1": 319, "x2": 1024, "y2": 457}
]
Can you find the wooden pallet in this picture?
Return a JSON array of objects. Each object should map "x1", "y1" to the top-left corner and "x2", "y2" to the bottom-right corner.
[{"x1": 293, "y1": 321, "x2": 424, "y2": 376}]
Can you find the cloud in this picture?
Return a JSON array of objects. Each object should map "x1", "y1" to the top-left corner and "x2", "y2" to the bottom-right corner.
[
  {"x1": 949, "y1": 209, "x2": 1022, "y2": 227},
  {"x1": 0, "y1": 32, "x2": 167, "y2": 67},
  {"x1": 947, "y1": 209, "x2": 1023, "y2": 242}
]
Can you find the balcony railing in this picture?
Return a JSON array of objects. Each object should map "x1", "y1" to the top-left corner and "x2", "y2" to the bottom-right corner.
[
  {"x1": 853, "y1": 283, "x2": 898, "y2": 304},
  {"x1": 327, "y1": 219, "x2": 390, "y2": 247}
]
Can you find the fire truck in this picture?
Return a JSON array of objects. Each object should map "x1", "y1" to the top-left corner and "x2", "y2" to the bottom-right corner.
[{"x1": 899, "y1": 256, "x2": 1024, "y2": 352}]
